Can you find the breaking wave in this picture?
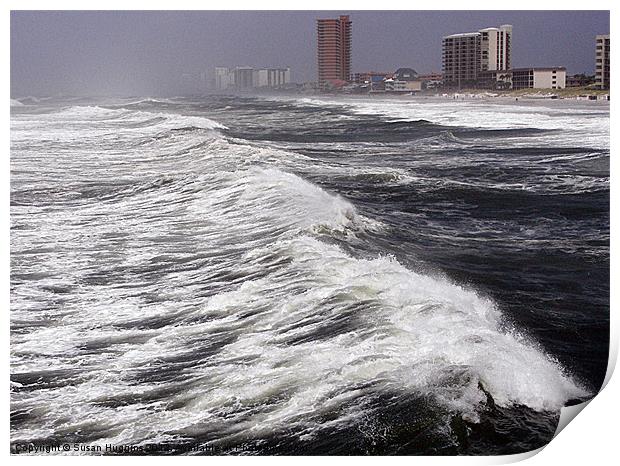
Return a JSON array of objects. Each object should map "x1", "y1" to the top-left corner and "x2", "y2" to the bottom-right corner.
[{"x1": 10, "y1": 94, "x2": 607, "y2": 454}]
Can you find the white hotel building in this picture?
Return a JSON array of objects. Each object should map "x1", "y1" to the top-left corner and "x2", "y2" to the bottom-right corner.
[
  {"x1": 442, "y1": 24, "x2": 512, "y2": 87},
  {"x1": 510, "y1": 67, "x2": 566, "y2": 90}
]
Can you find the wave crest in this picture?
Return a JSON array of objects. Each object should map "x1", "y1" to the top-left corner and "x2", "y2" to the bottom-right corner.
[{"x1": 52, "y1": 105, "x2": 227, "y2": 131}]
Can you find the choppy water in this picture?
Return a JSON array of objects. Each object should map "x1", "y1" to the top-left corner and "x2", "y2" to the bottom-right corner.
[{"x1": 10, "y1": 94, "x2": 609, "y2": 455}]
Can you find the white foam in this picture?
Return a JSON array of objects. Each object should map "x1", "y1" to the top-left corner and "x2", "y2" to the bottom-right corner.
[
  {"x1": 39, "y1": 235, "x2": 587, "y2": 446},
  {"x1": 10, "y1": 97, "x2": 593, "y2": 448},
  {"x1": 55, "y1": 105, "x2": 128, "y2": 118},
  {"x1": 286, "y1": 96, "x2": 610, "y2": 150},
  {"x1": 11, "y1": 162, "x2": 589, "y2": 444},
  {"x1": 45, "y1": 105, "x2": 227, "y2": 131}
]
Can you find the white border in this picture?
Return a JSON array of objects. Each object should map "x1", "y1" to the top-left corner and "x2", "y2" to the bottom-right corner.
[{"x1": 4, "y1": 2, "x2": 616, "y2": 465}]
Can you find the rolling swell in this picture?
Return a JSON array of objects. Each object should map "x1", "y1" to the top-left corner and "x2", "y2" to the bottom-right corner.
[{"x1": 10, "y1": 96, "x2": 608, "y2": 454}]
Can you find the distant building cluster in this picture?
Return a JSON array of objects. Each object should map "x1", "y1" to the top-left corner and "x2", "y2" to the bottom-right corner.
[
  {"x1": 213, "y1": 66, "x2": 291, "y2": 91},
  {"x1": 441, "y1": 24, "x2": 567, "y2": 91},
  {"x1": 206, "y1": 15, "x2": 609, "y2": 96},
  {"x1": 347, "y1": 68, "x2": 434, "y2": 94},
  {"x1": 310, "y1": 15, "x2": 610, "y2": 94}
]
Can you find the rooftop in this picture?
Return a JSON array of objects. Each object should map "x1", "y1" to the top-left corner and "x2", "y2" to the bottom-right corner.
[
  {"x1": 511, "y1": 67, "x2": 567, "y2": 72},
  {"x1": 443, "y1": 32, "x2": 481, "y2": 39}
]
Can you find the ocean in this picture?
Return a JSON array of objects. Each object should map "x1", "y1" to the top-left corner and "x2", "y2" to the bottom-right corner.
[{"x1": 10, "y1": 94, "x2": 610, "y2": 455}]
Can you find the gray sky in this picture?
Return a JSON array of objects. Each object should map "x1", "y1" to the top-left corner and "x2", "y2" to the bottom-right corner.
[{"x1": 11, "y1": 10, "x2": 609, "y2": 97}]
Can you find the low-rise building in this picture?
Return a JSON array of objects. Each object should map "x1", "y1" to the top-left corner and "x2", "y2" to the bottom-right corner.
[
  {"x1": 418, "y1": 72, "x2": 443, "y2": 89},
  {"x1": 393, "y1": 68, "x2": 419, "y2": 81},
  {"x1": 566, "y1": 74, "x2": 595, "y2": 87},
  {"x1": 419, "y1": 72, "x2": 442, "y2": 81},
  {"x1": 510, "y1": 67, "x2": 566, "y2": 90},
  {"x1": 384, "y1": 67, "x2": 423, "y2": 92},
  {"x1": 384, "y1": 78, "x2": 422, "y2": 93},
  {"x1": 477, "y1": 70, "x2": 512, "y2": 90},
  {"x1": 352, "y1": 71, "x2": 393, "y2": 85}
]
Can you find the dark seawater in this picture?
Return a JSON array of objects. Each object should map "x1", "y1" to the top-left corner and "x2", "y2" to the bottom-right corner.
[{"x1": 10, "y1": 94, "x2": 609, "y2": 455}]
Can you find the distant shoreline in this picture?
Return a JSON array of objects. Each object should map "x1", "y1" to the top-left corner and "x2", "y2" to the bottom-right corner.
[
  {"x1": 311, "y1": 87, "x2": 611, "y2": 101},
  {"x1": 9, "y1": 89, "x2": 611, "y2": 106},
  {"x1": 427, "y1": 87, "x2": 610, "y2": 101},
  {"x1": 201, "y1": 86, "x2": 611, "y2": 103}
]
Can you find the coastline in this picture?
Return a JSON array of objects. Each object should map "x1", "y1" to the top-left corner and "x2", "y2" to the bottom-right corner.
[
  {"x1": 428, "y1": 86, "x2": 610, "y2": 101},
  {"x1": 214, "y1": 86, "x2": 611, "y2": 104}
]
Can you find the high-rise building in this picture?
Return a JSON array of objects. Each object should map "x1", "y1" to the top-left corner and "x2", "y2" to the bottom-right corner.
[
  {"x1": 442, "y1": 32, "x2": 481, "y2": 87},
  {"x1": 479, "y1": 25, "x2": 512, "y2": 71},
  {"x1": 595, "y1": 34, "x2": 610, "y2": 90},
  {"x1": 213, "y1": 67, "x2": 291, "y2": 91},
  {"x1": 317, "y1": 15, "x2": 352, "y2": 88},
  {"x1": 442, "y1": 25, "x2": 512, "y2": 88},
  {"x1": 233, "y1": 67, "x2": 255, "y2": 90},
  {"x1": 256, "y1": 68, "x2": 291, "y2": 88},
  {"x1": 214, "y1": 67, "x2": 234, "y2": 91}
]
